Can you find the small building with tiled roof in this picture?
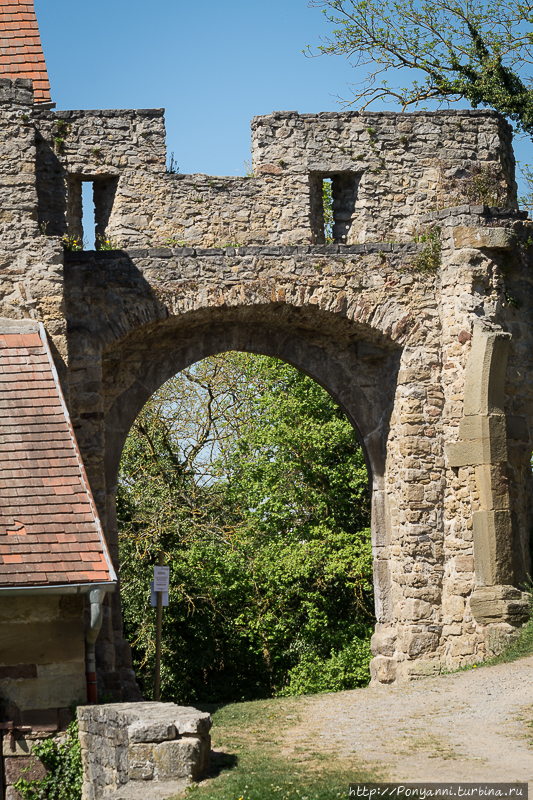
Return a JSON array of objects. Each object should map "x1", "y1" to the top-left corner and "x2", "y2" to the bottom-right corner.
[
  {"x1": 0, "y1": 0, "x2": 51, "y2": 103},
  {"x1": 0, "y1": 319, "x2": 116, "y2": 722}
]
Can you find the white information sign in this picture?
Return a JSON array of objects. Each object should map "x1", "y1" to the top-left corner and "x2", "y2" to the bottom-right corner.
[
  {"x1": 150, "y1": 580, "x2": 169, "y2": 607},
  {"x1": 153, "y1": 565, "x2": 170, "y2": 593}
]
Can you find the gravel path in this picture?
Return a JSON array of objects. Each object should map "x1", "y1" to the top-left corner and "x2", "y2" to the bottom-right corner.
[{"x1": 281, "y1": 658, "x2": 533, "y2": 785}]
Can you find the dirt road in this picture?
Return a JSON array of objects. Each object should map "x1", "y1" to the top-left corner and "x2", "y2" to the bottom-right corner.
[{"x1": 282, "y1": 658, "x2": 533, "y2": 784}]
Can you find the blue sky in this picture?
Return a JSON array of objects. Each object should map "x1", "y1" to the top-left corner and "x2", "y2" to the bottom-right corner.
[{"x1": 35, "y1": 0, "x2": 531, "y2": 188}]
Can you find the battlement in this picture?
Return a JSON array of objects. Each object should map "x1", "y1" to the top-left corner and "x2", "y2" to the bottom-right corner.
[{"x1": 0, "y1": 89, "x2": 520, "y2": 253}]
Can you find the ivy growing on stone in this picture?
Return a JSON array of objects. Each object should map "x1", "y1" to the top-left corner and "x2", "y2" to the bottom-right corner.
[{"x1": 14, "y1": 717, "x2": 83, "y2": 800}]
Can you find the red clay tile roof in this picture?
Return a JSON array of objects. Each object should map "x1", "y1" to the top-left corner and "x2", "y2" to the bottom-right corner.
[
  {"x1": 0, "y1": 1, "x2": 51, "y2": 103},
  {"x1": 0, "y1": 322, "x2": 116, "y2": 589}
]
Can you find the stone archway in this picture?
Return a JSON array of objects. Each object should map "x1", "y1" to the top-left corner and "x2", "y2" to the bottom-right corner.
[
  {"x1": 62, "y1": 227, "x2": 533, "y2": 694},
  {"x1": 97, "y1": 304, "x2": 402, "y2": 688}
]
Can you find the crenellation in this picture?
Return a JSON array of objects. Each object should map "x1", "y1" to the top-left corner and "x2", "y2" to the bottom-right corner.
[{"x1": 0, "y1": 72, "x2": 532, "y2": 700}]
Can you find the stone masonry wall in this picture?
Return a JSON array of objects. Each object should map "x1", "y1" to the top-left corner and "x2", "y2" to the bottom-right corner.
[
  {"x1": 99, "y1": 110, "x2": 517, "y2": 250},
  {"x1": 57, "y1": 203, "x2": 533, "y2": 685},
  {"x1": 78, "y1": 703, "x2": 212, "y2": 800},
  {"x1": 0, "y1": 595, "x2": 86, "y2": 717},
  {"x1": 252, "y1": 110, "x2": 517, "y2": 242},
  {"x1": 32, "y1": 107, "x2": 166, "y2": 244},
  {"x1": 0, "y1": 78, "x2": 531, "y2": 692}
]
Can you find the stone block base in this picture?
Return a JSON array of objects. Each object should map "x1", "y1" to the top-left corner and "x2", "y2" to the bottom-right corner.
[
  {"x1": 370, "y1": 585, "x2": 531, "y2": 685},
  {"x1": 78, "y1": 702, "x2": 212, "y2": 800},
  {"x1": 104, "y1": 779, "x2": 190, "y2": 800},
  {"x1": 470, "y1": 585, "x2": 529, "y2": 625}
]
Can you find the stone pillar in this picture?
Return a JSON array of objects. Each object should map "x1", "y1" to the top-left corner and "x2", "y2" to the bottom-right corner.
[{"x1": 445, "y1": 325, "x2": 529, "y2": 626}]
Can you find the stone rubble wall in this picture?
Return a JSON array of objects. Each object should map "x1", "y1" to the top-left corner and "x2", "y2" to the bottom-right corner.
[
  {"x1": 0, "y1": 79, "x2": 39, "y2": 253},
  {"x1": 98, "y1": 110, "x2": 517, "y2": 250},
  {"x1": 77, "y1": 702, "x2": 212, "y2": 800},
  {"x1": 58, "y1": 206, "x2": 533, "y2": 684},
  {"x1": 251, "y1": 110, "x2": 517, "y2": 242},
  {"x1": 32, "y1": 107, "x2": 166, "y2": 242},
  {"x1": 0, "y1": 77, "x2": 531, "y2": 697}
]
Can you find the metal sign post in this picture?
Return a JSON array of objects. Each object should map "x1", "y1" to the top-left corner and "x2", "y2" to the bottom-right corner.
[{"x1": 153, "y1": 553, "x2": 169, "y2": 701}]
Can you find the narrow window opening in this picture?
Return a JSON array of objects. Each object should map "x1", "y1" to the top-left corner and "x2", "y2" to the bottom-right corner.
[
  {"x1": 82, "y1": 181, "x2": 96, "y2": 250},
  {"x1": 66, "y1": 176, "x2": 83, "y2": 246},
  {"x1": 66, "y1": 175, "x2": 119, "y2": 250},
  {"x1": 323, "y1": 178, "x2": 334, "y2": 244},
  {"x1": 310, "y1": 172, "x2": 360, "y2": 245}
]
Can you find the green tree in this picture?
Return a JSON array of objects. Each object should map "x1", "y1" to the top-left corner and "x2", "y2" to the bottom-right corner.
[
  {"x1": 118, "y1": 354, "x2": 373, "y2": 703},
  {"x1": 309, "y1": 0, "x2": 533, "y2": 136}
]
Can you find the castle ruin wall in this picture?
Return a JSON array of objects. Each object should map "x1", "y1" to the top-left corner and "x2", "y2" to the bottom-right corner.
[{"x1": 0, "y1": 78, "x2": 532, "y2": 690}]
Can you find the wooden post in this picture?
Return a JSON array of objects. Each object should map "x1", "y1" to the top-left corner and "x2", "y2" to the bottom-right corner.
[{"x1": 154, "y1": 550, "x2": 164, "y2": 701}]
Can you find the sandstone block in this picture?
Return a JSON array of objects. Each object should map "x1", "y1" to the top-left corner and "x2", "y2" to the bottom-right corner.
[
  {"x1": 473, "y1": 510, "x2": 514, "y2": 585},
  {"x1": 453, "y1": 226, "x2": 514, "y2": 250},
  {"x1": 442, "y1": 592, "x2": 465, "y2": 621},
  {"x1": 404, "y1": 631, "x2": 438, "y2": 657},
  {"x1": 449, "y1": 635, "x2": 476, "y2": 656},
  {"x1": 370, "y1": 655, "x2": 397, "y2": 684},
  {"x1": 470, "y1": 585, "x2": 529, "y2": 625},
  {"x1": 401, "y1": 659, "x2": 441, "y2": 680},
  {"x1": 459, "y1": 414, "x2": 506, "y2": 442},
  {"x1": 402, "y1": 598, "x2": 433, "y2": 621},
  {"x1": 484, "y1": 623, "x2": 520, "y2": 657},
  {"x1": 445, "y1": 437, "x2": 507, "y2": 467},
  {"x1": 442, "y1": 624, "x2": 462, "y2": 636},
  {"x1": 371, "y1": 627, "x2": 397, "y2": 657},
  {"x1": 404, "y1": 484, "x2": 425, "y2": 502},
  {"x1": 399, "y1": 437, "x2": 431, "y2": 456},
  {"x1": 2, "y1": 736, "x2": 33, "y2": 757},
  {"x1": 474, "y1": 464, "x2": 510, "y2": 511},
  {"x1": 153, "y1": 738, "x2": 203, "y2": 781},
  {"x1": 455, "y1": 555, "x2": 474, "y2": 573},
  {"x1": 5, "y1": 755, "x2": 47, "y2": 784}
]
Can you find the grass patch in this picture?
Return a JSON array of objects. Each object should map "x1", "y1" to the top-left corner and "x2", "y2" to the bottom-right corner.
[
  {"x1": 490, "y1": 617, "x2": 533, "y2": 664},
  {"x1": 179, "y1": 696, "x2": 382, "y2": 800}
]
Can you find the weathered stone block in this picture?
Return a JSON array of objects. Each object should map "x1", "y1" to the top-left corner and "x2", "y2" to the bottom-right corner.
[
  {"x1": 473, "y1": 510, "x2": 514, "y2": 585},
  {"x1": 2, "y1": 736, "x2": 33, "y2": 757},
  {"x1": 371, "y1": 626, "x2": 397, "y2": 657},
  {"x1": 401, "y1": 659, "x2": 441, "y2": 680},
  {"x1": 175, "y1": 711, "x2": 212, "y2": 736},
  {"x1": 403, "y1": 631, "x2": 438, "y2": 657},
  {"x1": 449, "y1": 635, "x2": 476, "y2": 656},
  {"x1": 153, "y1": 738, "x2": 203, "y2": 781},
  {"x1": 370, "y1": 655, "x2": 397, "y2": 684},
  {"x1": 404, "y1": 484, "x2": 425, "y2": 502},
  {"x1": 453, "y1": 226, "x2": 514, "y2": 250},
  {"x1": 459, "y1": 414, "x2": 506, "y2": 441},
  {"x1": 470, "y1": 585, "x2": 529, "y2": 625},
  {"x1": 128, "y1": 743, "x2": 154, "y2": 780},
  {"x1": 402, "y1": 598, "x2": 433, "y2": 621},
  {"x1": 445, "y1": 437, "x2": 507, "y2": 467},
  {"x1": 128, "y1": 721, "x2": 176, "y2": 743},
  {"x1": 4, "y1": 755, "x2": 47, "y2": 783},
  {"x1": 463, "y1": 328, "x2": 511, "y2": 417}
]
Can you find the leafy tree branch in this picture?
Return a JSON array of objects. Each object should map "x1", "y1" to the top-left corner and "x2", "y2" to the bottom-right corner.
[{"x1": 308, "y1": 0, "x2": 533, "y2": 135}]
